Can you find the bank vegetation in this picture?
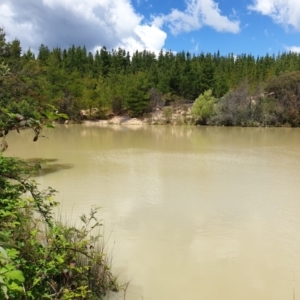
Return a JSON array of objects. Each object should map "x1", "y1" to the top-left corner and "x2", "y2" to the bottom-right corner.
[{"x1": 1, "y1": 27, "x2": 300, "y2": 127}]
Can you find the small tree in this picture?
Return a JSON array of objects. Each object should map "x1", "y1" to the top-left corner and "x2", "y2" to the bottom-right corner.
[{"x1": 191, "y1": 89, "x2": 216, "y2": 125}]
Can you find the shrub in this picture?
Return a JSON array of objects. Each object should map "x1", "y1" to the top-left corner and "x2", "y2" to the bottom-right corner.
[
  {"x1": 0, "y1": 109, "x2": 120, "y2": 299},
  {"x1": 214, "y1": 84, "x2": 252, "y2": 126},
  {"x1": 191, "y1": 89, "x2": 216, "y2": 125},
  {"x1": 0, "y1": 154, "x2": 120, "y2": 299},
  {"x1": 265, "y1": 71, "x2": 300, "y2": 126}
]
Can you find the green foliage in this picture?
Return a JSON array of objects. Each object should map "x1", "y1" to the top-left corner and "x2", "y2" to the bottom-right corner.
[
  {"x1": 265, "y1": 71, "x2": 300, "y2": 126},
  {"x1": 0, "y1": 152, "x2": 119, "y2": 299},
  {"x1": 0, "y1": 62, "x2": 10, "y2": 77},
  {"x1": 124, "y1": 72, "x2": 151, "y2": 117},
  {"x1": 214, "y1": 85, "x2": 251, "y2": 126},
  {"x1": 4, "y1": 26, "x2": 300, "y2": 126},
  {"x1": 0, "y1": 237, "x2": 25, "y2": 299},
  {"x1": 191, "y1": 90, "x2": 216, "y2": 124}
]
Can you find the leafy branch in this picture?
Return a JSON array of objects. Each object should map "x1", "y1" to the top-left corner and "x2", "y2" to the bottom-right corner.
[{"x1": 0, "y1": 107, "x2": 68, "y2": 151}]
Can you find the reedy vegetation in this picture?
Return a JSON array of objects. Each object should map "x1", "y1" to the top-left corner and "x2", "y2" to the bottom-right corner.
[{"x1": 1, "y1": 27, "x2": 300, "y2": 126}]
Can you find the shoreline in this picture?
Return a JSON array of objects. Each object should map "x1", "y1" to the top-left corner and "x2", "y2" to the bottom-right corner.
[
  {"x1": 82, "y1": 116, "x2": 148, "y2": 126},
  {"x1": 79, "y1": 106, "x2": 194, "y2": 126}
]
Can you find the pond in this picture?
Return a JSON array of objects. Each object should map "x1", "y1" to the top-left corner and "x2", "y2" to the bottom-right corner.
[{"x1": 6, "y1": 124, "x2": 300, "y2": 300}]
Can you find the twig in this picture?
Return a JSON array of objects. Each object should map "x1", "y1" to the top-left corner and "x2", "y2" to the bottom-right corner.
[{"x1": 123, "y1": 281, "x2": 130, "y2": 300}]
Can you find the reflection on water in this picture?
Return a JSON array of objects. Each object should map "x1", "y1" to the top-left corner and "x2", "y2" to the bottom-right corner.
[
  {"x1": 25, "y1": 158, "x2": 74, "y2": 176},
  {"x1": 5, "y1": 125, "x2": 300, "y2": 300}
]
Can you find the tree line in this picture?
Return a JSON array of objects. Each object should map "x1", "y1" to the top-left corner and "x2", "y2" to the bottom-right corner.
[{"x1": 1, "y1": 27, "x2": 300, "y2": 126}]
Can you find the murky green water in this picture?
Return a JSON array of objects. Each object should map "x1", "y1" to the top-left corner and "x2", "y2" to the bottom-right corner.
[{"x1": 6, "y1": 125, "x2": 300, "y2": 300}]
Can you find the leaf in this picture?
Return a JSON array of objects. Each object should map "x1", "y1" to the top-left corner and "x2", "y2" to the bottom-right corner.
[
  {"x1": 33, "y1": 135, "x2": 38, "y2": 142},
  {"x1": 6, "y1": 248, "x2": 20, "y2": 259},
  {"x1": 0, "y1": 283, "x2": 8, "y2": 299},
  {"x1": 0, "y1": 233, "x2": 12, "y2": 242},
  {"x1": 26, "y1": 119, "x2": 34, "y2": 126},
  {"x1": 0, "y1": 108, "x2": 8, "y2": 114},
  {"x1": 44, "y1": 111, "x2": 55, "y2": 119},
  {"x1": 14, "y1": 114, "x2": 24, "y2": 121},
  {"x1": 4, "y1": 270, "x2": 24, "y2": 283},
  {"x1": 32, "y1": 118, "x2": 40, "y2": 125},
  {"x1": 6, "y1": 113, "x2": 15, "y2": 119},
  {"x1": 0, "y1": 247, "x2": 8, "y2": 259},
  {"x1": 57, "y1": 113, "x2": 69, "y2": 119},
  {"x1": 19, "y1": 120, "x2": 26, "y2": 127}
]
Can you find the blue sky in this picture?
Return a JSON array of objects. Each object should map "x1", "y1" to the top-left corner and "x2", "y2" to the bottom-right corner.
[{"x1": 0, "y1": 0, "x2": 300, "y2": 57}]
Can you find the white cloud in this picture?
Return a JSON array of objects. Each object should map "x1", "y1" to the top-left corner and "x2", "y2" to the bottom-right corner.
[
  {"x1": 114, "y1": 24, "x2": 166, "y2": 54},
  {"x1": 0, "y1": 0, "x2": 167, "y2": 54},
  {"x1": 285, "y1": 46, "x2": 300, "y2": 53},
  {"x1": 248, "y1": 0, "x2": 300, "y2": 31},
  {"x1": 152, "y1": 0, "x2": 240, "y2": 35},
  {"x1": 0, "y1": 3, "x2": 39, "y2": 47},
  {"x1": 1, "y1": 0, "x2": 240, "y2": 55},
  {"x1": 134, "y1": 25, "x2": 167, "y2": 52}
]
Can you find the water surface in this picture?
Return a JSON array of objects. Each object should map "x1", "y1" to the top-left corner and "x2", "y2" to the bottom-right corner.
[{"x1": 6, "y1": 125, "x2": 300, "y2": 300}]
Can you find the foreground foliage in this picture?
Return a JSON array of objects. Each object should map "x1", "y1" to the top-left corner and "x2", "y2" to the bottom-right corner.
[{"x1": 0, "y1": 154, "x2": 119, "y2": 299}]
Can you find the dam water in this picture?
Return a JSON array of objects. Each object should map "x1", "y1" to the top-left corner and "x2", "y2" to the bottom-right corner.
[{"x1": 6, "y1": 125, "x2": 300, "y2": 300}]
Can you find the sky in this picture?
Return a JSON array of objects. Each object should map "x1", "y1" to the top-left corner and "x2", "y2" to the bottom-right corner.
[{"x1": 1, "y1": 0, "x2": 300, "y2": 57}]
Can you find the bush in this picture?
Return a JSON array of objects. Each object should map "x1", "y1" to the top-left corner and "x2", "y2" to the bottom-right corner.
[
  {"x1": 214, "y1": 84, "x2": 252, "y2": 126},
  {"x1": 0, "y1": 154, "x2": 119, "y2": 299},
  {"x1": 265, "y1": 71, "x2": 300, "y2": 126},
  {"x1": 0, "y1": 110, "x2": 120, "y2": 299},
  {"x1": 191, "y1": 89, "x2": 216, "y2": 125}
]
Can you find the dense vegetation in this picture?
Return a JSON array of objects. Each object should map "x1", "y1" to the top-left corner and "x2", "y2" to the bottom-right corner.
[
  {"x1": 2, "y1": 27, "x2": 300, "y2": 126},
  {"x1": 0, "y1": 155, "x2": 119, "y2": 299}
]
